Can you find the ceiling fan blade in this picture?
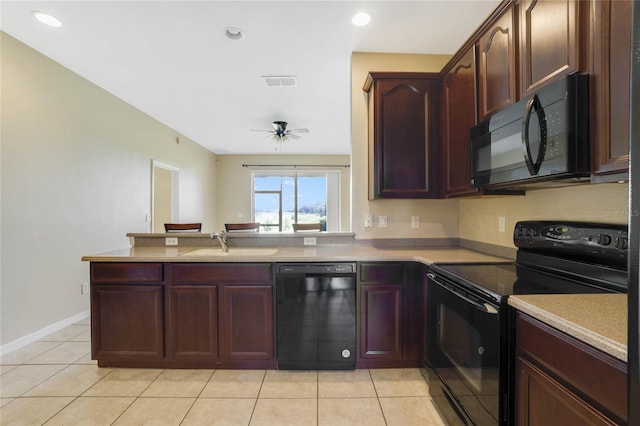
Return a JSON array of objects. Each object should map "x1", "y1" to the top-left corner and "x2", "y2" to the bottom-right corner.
[
  {"x1": 288, "y1": 128, "x2": 309, "y2": 133},
  {"x1": 286, "y1": 133, "x2": 301, "y2": 140},
  {"x1": 250, "y1": 129, "x2": 273, "y2": 132}
]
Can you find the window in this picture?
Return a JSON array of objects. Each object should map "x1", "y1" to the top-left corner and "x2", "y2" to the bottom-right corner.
[{"x1": 252, "y1": 171, "x2": 340, "y2": 232}]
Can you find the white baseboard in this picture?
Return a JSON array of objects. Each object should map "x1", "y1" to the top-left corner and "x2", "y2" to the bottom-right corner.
[{"x1": 0, "y1": 310, "x2": 90, "y2": 357}]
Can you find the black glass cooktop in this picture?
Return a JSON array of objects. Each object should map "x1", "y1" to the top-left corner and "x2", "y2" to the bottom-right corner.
[{"x1": 431, "y1": 255, "x2": 627, "y2": 305}]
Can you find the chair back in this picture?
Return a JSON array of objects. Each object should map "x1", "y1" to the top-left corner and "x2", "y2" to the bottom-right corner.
[
  {"x1": 225, "y1": 223, "x2": 260, "y2": 233},
  {"x1": 164, "y1": 223, "x2": 202, "y2": 233}
]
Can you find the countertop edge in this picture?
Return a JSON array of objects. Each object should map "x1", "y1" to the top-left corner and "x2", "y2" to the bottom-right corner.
[{"x1": 508, "y1": 296, "x2": 627, "y2": 362}]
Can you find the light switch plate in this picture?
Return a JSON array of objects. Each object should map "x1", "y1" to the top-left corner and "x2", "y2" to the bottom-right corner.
[
  {"x1": 165, "y1": 237, "x2": 179, "y2": 246},
  {"x1": 498, "y1": 216, "x2": 506, "y2": 233},
  {"x1": 411, "y1": 216, "x2": 420, "y2": 228},
  {"x1": 379, "y1": 215, "x2": 388, "y2": 228}
]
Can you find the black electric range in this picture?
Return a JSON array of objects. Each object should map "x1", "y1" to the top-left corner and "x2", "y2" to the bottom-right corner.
[{"x1": 426, "y1": 221, "x2": 628, "y2": 425}]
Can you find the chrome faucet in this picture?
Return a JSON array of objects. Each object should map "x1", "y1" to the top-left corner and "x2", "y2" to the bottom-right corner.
[{"x1": 210, "y1": 230, "x2": 229, "y2": 253}]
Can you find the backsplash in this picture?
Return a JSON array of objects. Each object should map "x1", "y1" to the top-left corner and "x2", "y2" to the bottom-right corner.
[{"x1": 459, "y1": 182, "x2": 629, "y2": 248}]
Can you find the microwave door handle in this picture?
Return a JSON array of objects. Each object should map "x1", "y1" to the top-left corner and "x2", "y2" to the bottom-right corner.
[{"x1": 522, "y1": 94, "x2": 548, "y2": 175}]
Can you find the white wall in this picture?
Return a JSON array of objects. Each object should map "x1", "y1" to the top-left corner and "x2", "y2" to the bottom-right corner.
[{"x1": 1, "y1": 33, "x2": 217, "y2": 347}]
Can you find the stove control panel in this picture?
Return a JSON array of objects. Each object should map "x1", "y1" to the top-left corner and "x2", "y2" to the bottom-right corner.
[{"x1": 514, "y1": 221, "x2": 628, "y2": 264}]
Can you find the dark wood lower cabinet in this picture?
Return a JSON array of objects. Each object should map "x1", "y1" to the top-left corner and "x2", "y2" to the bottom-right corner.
[
  {"x1": 219, "y1": 285, "x2": 274, "y2": 362},
  {"x1": 91, "y1": 284, "x2": 164, "y2": 362},
  {"x1": 359, "y1": 284, "x2": 403, "y2": 360},
  {"x1": 90, "y1": 262, "x2": 275, "y2": 368},
  {"x1": 167, "y1": 286, "x2": 218, "y2": 363},
  {"x1": 516, "y1": 357, "x2": 617, "y2": 425},
  {"x1": 357, "y1": 262, "x2": 424, "y2": 368},
  {"x1": 91, "y1": 261, "x2": 425, "y2": 370},
  {"x1": 514, "y1": 312, "x2": 627, "y2": 425}
]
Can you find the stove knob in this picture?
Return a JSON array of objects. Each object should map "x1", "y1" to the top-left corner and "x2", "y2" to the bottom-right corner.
[
  {"x1": 615, "y1": 237, "x2": 628, "y2": 250},
  {"x1": 597, "y1": 234, "x2": 612, "y2": 246}
]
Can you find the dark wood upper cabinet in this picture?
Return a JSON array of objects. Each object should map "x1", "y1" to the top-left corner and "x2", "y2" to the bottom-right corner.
[
  {"x1": 442, "y1": 46, "x2": 479, "y2": 197},
  {"x1": 519, "y1": 0, "x2": 582, "y2": 96},
  {"x1": 364, "y1": 72, "x2": 441, "y2": 199},
  {"x1": 478, "y1": 3, "x2": 517, "y2": 121},
  {"x1": 590, "y1": 0, "x2": 632, "y2": 181}
]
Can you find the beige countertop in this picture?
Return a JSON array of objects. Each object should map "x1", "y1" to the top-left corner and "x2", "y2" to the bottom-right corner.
[
  {"x1": 83, "y1": 244, "x2": 627, "y2": 363},
  {"x1": 509, "y1": 294, "x2": 627, "y2": 362},
  {"x1": 81, "y1": 245, "x2": 508, "y2": 264}
]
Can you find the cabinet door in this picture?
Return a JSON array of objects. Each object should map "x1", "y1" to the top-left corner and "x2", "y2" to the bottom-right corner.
[
  {"x1": 515, "y1": 357, "x2": 616, "y2": 426},
  {"x1": 519, "y1": 0, "x2": 580, "y2": 95},
  {"x1": 442, "y1": 47, "x2": 479, "y2": 197},
  {"x1": 167, "y1": 286, "x2": 218, "y2": 362},
  {"x1": 91, "y1": 284, "x2": 164, "y2": 360},
  {"x1": 365, "y1": 73, "x2": 440, "y2": 199},
  {"x1": 359, "y1": 284, "x2": 403, "y2": 359},
  {"x1": 590, "y1": 0, "x2": 632, "y2": 181},
  {"x1": 478, "y1": 4, "x2": 517, "y2": 120},
  {"x1": 219, "y1": 285, "x2": 274, "y2": 361},
  {"x1": 515, "y1": 312, "x2": 627, "y2": 424}
]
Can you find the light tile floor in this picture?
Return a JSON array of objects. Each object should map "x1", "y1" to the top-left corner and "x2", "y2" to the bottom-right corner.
[{"x1": 0, "y1": 320, "x2": 449, "y2": 425}]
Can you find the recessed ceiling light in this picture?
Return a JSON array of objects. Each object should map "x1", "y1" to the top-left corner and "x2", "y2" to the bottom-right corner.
[
  {"x1": 224, "y1": 27, "x2": 245, "y2": 40},
  {"x1": 351, "y1": 12, "x2": 371, "y2": 27},
  {"x1": 32, "y1": 11, "x2": 62, "y2": 28}
]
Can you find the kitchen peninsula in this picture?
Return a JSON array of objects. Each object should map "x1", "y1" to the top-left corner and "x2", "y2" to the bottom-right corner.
[{"x1": 82, "y1": 233, "x2": 506, "y2": 369}]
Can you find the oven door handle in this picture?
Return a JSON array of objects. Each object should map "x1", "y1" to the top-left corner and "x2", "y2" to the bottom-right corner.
[{"x1": 427, "y1": 273, "x2": 499, "y2": 315}]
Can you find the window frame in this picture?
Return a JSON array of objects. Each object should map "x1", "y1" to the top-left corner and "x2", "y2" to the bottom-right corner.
[{"x1": 251, "y1": 170, "x2": 340, "y2": 233}]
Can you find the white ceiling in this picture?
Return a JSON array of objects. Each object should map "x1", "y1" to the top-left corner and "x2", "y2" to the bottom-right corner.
[{"x1": 1, "y1": 1, "x2": 499, "y2": 155}]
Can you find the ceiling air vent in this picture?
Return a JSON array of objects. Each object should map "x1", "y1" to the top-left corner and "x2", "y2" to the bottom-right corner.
[{"x1": 262, "y1": 75, "x2": 297, "y2": 87}]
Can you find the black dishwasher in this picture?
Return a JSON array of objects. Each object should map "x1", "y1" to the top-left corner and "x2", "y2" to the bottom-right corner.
[{"x1": 276, "y1": 263, "x2": 357, "y2": 370}]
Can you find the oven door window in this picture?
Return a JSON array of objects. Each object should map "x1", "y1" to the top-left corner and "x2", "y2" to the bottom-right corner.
[
  {"x1": 428, "y1": 280, "x2": 500, "y2": 423},
  {"x1": 438, "y1": 304, "x2": 498, "y2": 395}
]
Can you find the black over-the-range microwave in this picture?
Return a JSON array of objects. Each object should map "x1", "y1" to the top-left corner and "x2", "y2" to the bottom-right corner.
[{"x1": 470, "y1": 74, "x2": 590, "y2": 189}]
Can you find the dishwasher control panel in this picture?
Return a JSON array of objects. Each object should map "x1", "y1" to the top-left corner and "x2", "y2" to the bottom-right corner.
[{"x1": 277, "y1": 263, "x2": 356, "y2": 274}]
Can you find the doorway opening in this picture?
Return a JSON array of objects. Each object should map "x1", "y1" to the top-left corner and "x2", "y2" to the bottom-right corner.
[{"x1": 151, "y1": 160, "x2": 179, "y2": 233}]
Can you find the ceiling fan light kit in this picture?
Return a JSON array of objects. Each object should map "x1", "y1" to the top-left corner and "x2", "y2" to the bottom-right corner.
[{"x1": 251, "y1": 120, "x2": 310, "y2": 147}]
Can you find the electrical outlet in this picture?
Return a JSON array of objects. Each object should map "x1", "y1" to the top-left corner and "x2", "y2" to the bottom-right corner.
[
  {"x1": 379, "y1": 215, "x2": 388, "y2": 228},
  {"x1": 498, "y1": 216, "x2": 506, "y2": 233},
  {"x1": 303, "y1": 237, "x2": 317, "y2": 246},
  {"x1": 165, "y1": 237, "x2": 179, "y2": 246},
  {"x1": 364, "y1": 214, "x2": 373, "y2": 228},
  {"x1": 411, "y1": 216, "x2": 420, "y2": 228},
  {"x1": 81, "y1": 282, "x2": 89, "y2": 295}
]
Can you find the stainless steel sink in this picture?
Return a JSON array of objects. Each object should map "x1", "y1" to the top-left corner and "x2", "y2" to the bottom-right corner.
[{"x1": 179, "y1": 248, "x2": 278, "y2": 257}]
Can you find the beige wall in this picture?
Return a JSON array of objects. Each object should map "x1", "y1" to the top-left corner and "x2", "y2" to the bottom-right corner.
[
  {"x1": 459, "y1": 183, "x2": 629, "y2": 248},
  {"x1": 1, "y1": 33, "x2": 217, "y2": 347},
  {"x1": 351, "y1": 52, "x2": 459, "y2": 240},
  {"x1": 214, "y1": 154, "x2": 351, "y2": 231}
]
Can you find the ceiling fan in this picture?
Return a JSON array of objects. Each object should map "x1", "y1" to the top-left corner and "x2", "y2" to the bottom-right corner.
[{"x1": 251, "y1": 121, "x2": 309, "y2": 143}]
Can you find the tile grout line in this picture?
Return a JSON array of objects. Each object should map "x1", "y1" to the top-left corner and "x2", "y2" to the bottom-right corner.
[
  {"x1": 178, "y1": 368, "x2": 216, "y2": 425},
  {"x1": 368, "y1": 369, "x2": 389, "y2": 426},
  {"x1": 247, "y1": 369, "x2": 268, "y2": 425}
]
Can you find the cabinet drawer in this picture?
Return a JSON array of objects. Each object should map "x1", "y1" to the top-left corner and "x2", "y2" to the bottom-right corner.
[
  {"x1": 359, "y1": 263, "x2": 404, "y2": 283},
  {"x1": 91, "y1": 263, "x2": 163, "y2": 283},
  {"x1": 516, "y1": 312, "x2": 627, "y2": 423},
  {"x1": 171, "y1": 263, "x2": 272, "y2": 284}
]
